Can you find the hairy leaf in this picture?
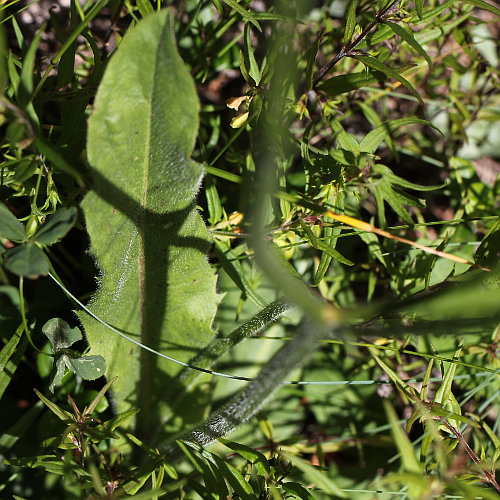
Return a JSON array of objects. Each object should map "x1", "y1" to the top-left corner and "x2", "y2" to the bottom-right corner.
[{"x1": 80, "y1": 10, "x2": 220, "y2": 438}]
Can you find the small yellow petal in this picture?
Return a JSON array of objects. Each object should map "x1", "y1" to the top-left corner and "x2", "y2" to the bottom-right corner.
[{"x1": 230, "y1": 112, "x2": 249, "y2": 128}]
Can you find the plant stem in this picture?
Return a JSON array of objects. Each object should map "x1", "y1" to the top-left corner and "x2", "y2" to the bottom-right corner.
[{"x1": 313, "y1": 0, "x2": 401, "y2": 87}]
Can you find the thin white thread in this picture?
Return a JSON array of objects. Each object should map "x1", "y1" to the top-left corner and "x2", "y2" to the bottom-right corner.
[{"x1": 48, "y1": 272, "x2": 496, "y2": 386}]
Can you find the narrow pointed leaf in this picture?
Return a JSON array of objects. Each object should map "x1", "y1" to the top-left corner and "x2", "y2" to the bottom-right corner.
[
  {"x1": 318, "y1": 71, "x2": 385, "y2": 96},
  {"x1": 18, "y1": 27, "x2": 43, "y2": 107},
  {"x1": 280, "y1": 450, "x2": 346, "y2": 498},
  {"x1": 305, "y1": 29, "x2": 323, "y2": 90},
  {"x1": 220, "y1": 439, "x2": 271, "y2": 476},
  {"x1": 212, "y1": 454, "x2": 256, "y2": 499},
  {"x1": 343, "y1": 0, "x2": 357, "y2": 45},
  {"x1": 282, "y1": 482, "x2": 315, "y2": 499},
  {"x1": 415, "y1": 0, "x2": 423, "y2": 18},
  {"x1": 384, "y1": 400, "x2": 422, "y2": 474},
  {"x1": 350, "y1": 54, "x2": 423, "y2": 103},
  {"x1": 378, "y1": 182, "x2": 415, "y2": 227},
  {"x1": 80, "y1": 10, "x2": 220, "y2": 438},
  {"x1": 383, "y1": 20, "x2": 433, "y2": 70},
  {"x1": 244, "y1": 23, "x2": 260, "y2": 84},
  {"x1": 223, "y1": 0, "x2": 262, "y2": 31},
  {"x1": 3, "y1": 455, "x2": 90, "y2": 477},
  {"x1": 316, "y1": 238, "x2": 354, "y2": 266},
  {"x1": 372, "y1": 164, "x2": 445, "y2": 191},
  {"x1": 0, "y1": 324, "x2": 27, "y2": 400},
  {"x1": 102, "y1": 407, "x2": 140, "y2": 432},
  {"x1": 463, "y1": 0, "x2": 500, "y2": 16},
  {"x1": 360, "y1": 117, "x2": 441, "y2": 154},
  {"x1": 33, "y1": 388, "x2": 74, "y2": 422},
  {"x1": 86, "y1": 376, "x2": 117, "y2": 415}
]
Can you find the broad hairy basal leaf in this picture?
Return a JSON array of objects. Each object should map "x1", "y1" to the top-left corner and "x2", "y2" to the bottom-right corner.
[{"x1": 80, "y1": 9, "x2": 220, "y2": 440}]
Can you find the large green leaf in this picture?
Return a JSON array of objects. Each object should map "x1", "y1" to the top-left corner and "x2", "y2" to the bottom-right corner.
[{"x1": 80, "y1": 9, "x2": 220, "y2": 439}]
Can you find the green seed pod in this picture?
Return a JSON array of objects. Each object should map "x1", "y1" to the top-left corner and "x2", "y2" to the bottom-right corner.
[{"x1": 25, "y1": 215, "x2": 40, "y2": 238}]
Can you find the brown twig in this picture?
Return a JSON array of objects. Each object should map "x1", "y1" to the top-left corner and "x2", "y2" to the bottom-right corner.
[
  {"x1": 313, "y1": 0, "x2": 401, "y2": 88},
  {"x1": 441, "y1": 419, "x2": 500, "y2": 492}
]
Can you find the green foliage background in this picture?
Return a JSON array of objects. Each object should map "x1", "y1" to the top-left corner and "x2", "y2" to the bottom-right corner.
[{"x1": 0, "y1": 0, "x2": 499, "y2": 498}]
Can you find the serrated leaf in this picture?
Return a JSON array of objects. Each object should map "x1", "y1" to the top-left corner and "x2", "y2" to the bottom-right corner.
[
  {"x1": 434, "y1": 345, "x2": 463, "y2": 431},
  {"x1": 42, "y1": 318, "x2": 81, "y2": 351},
  {"x1": 3, "y1": 243, "x2": 50, "y2": 278},
  {"x1": 0, "y1": 203, "x2": 25, "y2": 241},
  {"x1": 40, "y1": 435, "x2": 77, "y2": 449},
  {"x1": 424, "y1": 403, "x2": 476, "y2": 427},
  {"x1": 32, "y1": 207, "x2": 77, "y2": 245},
  {"x1": 80, "y1": 10, "x2": 221, "y2": 439}
]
